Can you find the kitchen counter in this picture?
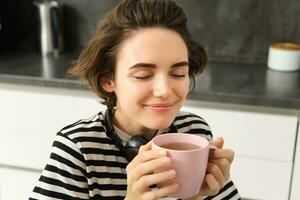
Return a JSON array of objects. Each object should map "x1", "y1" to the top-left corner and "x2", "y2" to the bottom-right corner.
[{"x1": 0, "y1": 51, "x2": 300, "y2": 110}]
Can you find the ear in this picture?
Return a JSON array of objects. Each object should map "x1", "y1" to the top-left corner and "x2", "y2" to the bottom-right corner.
[{"x1": 100, "y1": 76, "x2": 115, "y2": 93}]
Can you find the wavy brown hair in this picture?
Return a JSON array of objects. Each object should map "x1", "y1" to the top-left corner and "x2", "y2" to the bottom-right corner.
[{"x1": 68, "y1": 0, "x2": 207, "y2": 109}]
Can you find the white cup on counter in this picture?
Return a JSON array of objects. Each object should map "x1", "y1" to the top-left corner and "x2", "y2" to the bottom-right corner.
[{"x1": 267, "y1": 42, "x2": 300, "y2": 72}]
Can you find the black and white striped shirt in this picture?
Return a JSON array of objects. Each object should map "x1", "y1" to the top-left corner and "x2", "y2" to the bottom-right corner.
[{"x1": 29, "y1": 111, "x2": 240, "y2": 200}]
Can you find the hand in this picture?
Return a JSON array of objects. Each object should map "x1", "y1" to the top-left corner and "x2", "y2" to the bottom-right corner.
[
  {"x1": 125, "y1": 142, "x2": 179, "y2": 200},
  {"x1": 198, "y1": 137, "x2": 235, "y2": 197}
]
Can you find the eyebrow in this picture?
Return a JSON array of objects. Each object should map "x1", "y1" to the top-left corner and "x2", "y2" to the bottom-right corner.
[{"x1": 129, "y1": 61, "x2": 189, "y2": 69}]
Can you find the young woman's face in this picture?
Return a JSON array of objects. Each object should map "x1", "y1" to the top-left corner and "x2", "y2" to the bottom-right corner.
[{"x1": 102, "y1": 27, "x2": 190, "y2": 136}]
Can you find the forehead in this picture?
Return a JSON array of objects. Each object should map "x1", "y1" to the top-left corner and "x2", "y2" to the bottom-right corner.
[{"x1": 116, "y1": 27, "x2": 188, "y2": 67}]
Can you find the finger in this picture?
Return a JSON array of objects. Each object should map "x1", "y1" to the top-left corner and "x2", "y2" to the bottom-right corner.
[
  {"x1": 205, "y1": 174, "x2": 221, "y2": 196},
  {"x1": 210, "y1": 158, "x2": 231, "y2": 181},
  {"x1": 143, "y1": 182, "x2": 179, "y2": 200},
  {"x1": 212, "y1": 137, "x2": 224, "y2": 149},
  {"x1": 207, "y1": 162, "x2": 225, "y2": 188},
  {"x1": 128, "y1": 156, "x2": 172, "y2": 184},
  {"x1": 126, "y1": 148, "x2": 167, "y2": 172},
  {"x1": 127, "y1": 143, "x2": 152, "y2": 170},
  {"x1": 210, "y1": 148, "x2": 235, "y2": 163},
  {"x1": 136, "y1": 169, "x2": 176, "y2": 190},
  {"x1": 138, "y1": 141, "x2": 152, "y2": 153}
]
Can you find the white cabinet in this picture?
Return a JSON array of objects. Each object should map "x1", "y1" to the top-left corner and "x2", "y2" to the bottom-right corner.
[
  {"x1": 182, "y1": 103, "x2": 298, "y2": 200},
  {"x1": 0, "y1": 83, "x2": 105, "y2": 200},
  {"x1": 0, "y1": 83, "x2": 106, "y2": 170},
  {"x1": 291, "y1": 120, "x2": 300, "y2": 200},
  {"x1": 0, "y1": 167, "x2": 41, "y2": 200}
]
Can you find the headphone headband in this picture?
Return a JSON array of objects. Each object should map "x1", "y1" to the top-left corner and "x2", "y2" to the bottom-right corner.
[{"x1": 104, "y1": 109, "x2": 127, "y2": 153}]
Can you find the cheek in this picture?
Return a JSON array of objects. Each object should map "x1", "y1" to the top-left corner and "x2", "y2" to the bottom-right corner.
[
  {"x1": 122, "y1": 81, "x2": 150, "y2": 98},
  {"x1": 178, "y1": 79, "x2": 190, "y2": 96}
]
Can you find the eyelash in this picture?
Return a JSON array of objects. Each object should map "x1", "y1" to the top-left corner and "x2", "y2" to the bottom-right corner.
[
  {"x1": 172, "y1": 74, "x2": 186, "y2": 78},
  {"x1": 133, "y1": 74, "x2": 186, "y2": 80},
  {"x1": 134, "y1": 75, "x2": 152, "y2": 80}
]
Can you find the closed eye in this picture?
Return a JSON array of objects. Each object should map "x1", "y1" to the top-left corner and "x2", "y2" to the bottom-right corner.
[
  {"x1": 171, "y1": 74, "x2": 186, "y2": 78},
  {"x1": 170, "y1": 66, "x2": 188, "y2": 78},
  {"x1": 133, "y1": 75, "x2": 152, "y2": 80}
]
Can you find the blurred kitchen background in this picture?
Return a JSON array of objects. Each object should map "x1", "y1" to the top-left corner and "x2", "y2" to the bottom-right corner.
[
  {"x1": 2, "y1": 0, "x2": 300, "y2": 62},
  {"x1": 1, "y1": 0, "x2": 300, "y2": 200}
]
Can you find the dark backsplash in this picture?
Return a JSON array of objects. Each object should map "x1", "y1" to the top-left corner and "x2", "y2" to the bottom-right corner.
[{"x1": 15, "y1": 0, "x2": 300, "y2": 63}]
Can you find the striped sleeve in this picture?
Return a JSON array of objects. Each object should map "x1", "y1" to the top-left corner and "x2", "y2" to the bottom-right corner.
[
  {"x1": 204, "y1": 178, "x2": 241, "y2": 200},
  {"x1": 29, "y1": 132, "x2": 89, "y2": 200},
  {"x1": 175, "y1": 111, "x2": 241, "y2": 200}
]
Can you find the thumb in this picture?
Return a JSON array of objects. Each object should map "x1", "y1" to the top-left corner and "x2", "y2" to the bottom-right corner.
[
  {"x1": 212, "y1": 137, "x2": 224, "y2": 149},
  {"x1": 138, "y1": 140, "x2": 152, "y2": 153}
]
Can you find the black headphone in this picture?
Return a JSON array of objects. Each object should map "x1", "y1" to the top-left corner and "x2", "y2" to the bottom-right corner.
[{"x1": 104, "y1": 109, "x2": 177, "y2": 161}]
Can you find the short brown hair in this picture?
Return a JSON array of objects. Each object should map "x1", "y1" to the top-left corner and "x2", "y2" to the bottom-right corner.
[{"x1": 68, "y1": 0, "x2": 207, "y2": 109}]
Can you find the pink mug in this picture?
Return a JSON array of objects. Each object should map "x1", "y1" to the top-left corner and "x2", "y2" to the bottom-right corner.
[{"x1": 151, "y1": 133, "x2": 215, "y2": 199}]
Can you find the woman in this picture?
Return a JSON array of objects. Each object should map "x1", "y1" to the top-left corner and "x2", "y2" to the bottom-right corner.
[{"x1": 30, "y1": 0, "x2": 240, "y2": 199}]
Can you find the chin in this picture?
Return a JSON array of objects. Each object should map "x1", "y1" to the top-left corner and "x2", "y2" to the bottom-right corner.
[{"x1": 146, "y1": 119, "x2": 174, "y2": 130}]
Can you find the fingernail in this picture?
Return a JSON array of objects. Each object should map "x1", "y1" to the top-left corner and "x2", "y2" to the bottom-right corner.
[
  {"x1": 173, "y1": 183, "x2": 179, "y2": 190},
  {"x1": 163, "y1": 157, "x2": 170, "y2": 164},
  {"x1": 167, "y1": 169, "x2": 176, "y2": 178},
  {"x1": 159, "y1": 150, "x2": 167, "y2": 156}
]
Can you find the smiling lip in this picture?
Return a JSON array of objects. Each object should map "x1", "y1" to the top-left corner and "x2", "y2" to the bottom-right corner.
[{"x1": 144, "y1": 103, "x2": 174, "y2": 112}]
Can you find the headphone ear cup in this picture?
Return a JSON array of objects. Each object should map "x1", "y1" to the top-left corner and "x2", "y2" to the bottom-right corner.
[
  {"x1": 126, "y1": 135, "x2": 149, "y2": 148},
  {"x1": 125, "y1": 135, "x2": 149, "y2": 161}
]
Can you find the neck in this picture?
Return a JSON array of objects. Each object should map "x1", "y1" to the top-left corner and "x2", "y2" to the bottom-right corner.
[{"x1": 112, "y1": 109, "x2": 157, "y2": 139}]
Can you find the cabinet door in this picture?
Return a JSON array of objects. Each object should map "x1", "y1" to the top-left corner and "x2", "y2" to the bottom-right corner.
[
  {"x1": 231, "y1": 156, "x2": 292, "y2": 200},
  {"x1": 291, "y1": 119, "x2": 300, "y2": 200},
  {"x1": 182, "y1": 105, "x2": 297, "y2": 200},
  {"x1": 0, "y1": 167, "x2": 41, "y2": 200},
  {"x1": 182, "y1": 106, "x2": 297, "y2": 161},
  {"x1": 0, "y1": 84, "x2": 106, "y2": 170}
]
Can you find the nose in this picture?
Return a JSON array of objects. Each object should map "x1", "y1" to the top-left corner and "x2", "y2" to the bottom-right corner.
[{"x1": 152, "y1": 75, "x2": 171, "y2": 98}]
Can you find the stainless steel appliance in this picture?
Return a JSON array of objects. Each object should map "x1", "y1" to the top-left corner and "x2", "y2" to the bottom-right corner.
[{"x1": 34, "y1": 0, "x2": 63, "y2": 56}]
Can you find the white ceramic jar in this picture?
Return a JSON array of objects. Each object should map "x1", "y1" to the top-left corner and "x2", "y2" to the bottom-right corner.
[{"x1": 267, "y1": 43, "x2": 300, "y2": 72}]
